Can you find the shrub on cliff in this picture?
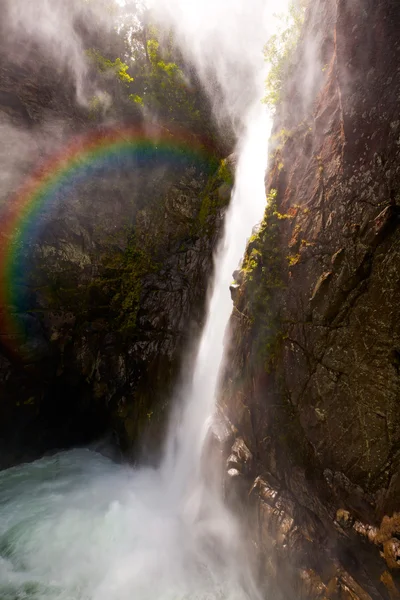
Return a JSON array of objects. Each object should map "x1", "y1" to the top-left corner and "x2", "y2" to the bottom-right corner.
[
  {"x1": 263, "y1": 2, "x2": 306, "y2": 110},
  {"x1": 86, "y1": 9, "x2": 216, "y2": 144}
]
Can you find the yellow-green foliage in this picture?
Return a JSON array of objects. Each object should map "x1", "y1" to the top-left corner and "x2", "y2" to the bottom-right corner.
[
  {"x1": 217, "y1": 158, "x2": 234, "y2": 186},
  {"x1": 242, "y1": 189, "x2": 279, "y2": 281},
  {"x1": 273, "y1": 209, "x2": 293, "y2": 220},
  {"x1": 84, "y1": 15, "x2": 218, "y2": 145},
  {"x1": 287, "y1": 253, "x2": 301, "y2": 266},
  {"x1": 241, "y1": 188, "x2": 286, "y2": 369},
  {"x1": 139, "y1": 34, "x2": 202, "y2": 128},
  {"x1": 105, "y1": 28, "x2": 206, "y2": 131},
  {"x1": 95, "y1": 234, "x2": 156, "y2": 332},
  {"x1": 196, "y1": 159, "x2": 233, "y2": 231},
  {"x1": 86, "y1": 49, "x2": 134, "y2": 84},
  {"x1": 273, "y1": 128, "x2": 293, "y2": 144},
  {"x1": 129, "y1": 94, "x2": 144, "y2": 106},
  {"x1": 263, "y1": 3, "x2": 305, "y2": 109}
]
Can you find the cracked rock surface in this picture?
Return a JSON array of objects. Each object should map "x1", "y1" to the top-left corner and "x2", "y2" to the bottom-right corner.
[{"x1": 220, "y1": 0, "x2": 400, "y2": 598}]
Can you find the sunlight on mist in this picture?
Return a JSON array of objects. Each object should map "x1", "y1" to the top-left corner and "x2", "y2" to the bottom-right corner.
[{"x1": 0, "y1": 1, "x2": 292, "y2": 599}]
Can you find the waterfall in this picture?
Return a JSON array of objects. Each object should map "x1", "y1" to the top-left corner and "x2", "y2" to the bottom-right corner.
[
  {"x1": 0, "y1": 111, "x2": 271, "y2": 600},
  {"x1": 0, "y1": 2, "x2": 288, "y2": 599},
  {"x1": 0, "y1": 115, "x2": 271, "y2": 600},
  {"x1": 163, "y1": 104, "x2": 270, "y2": 495}
]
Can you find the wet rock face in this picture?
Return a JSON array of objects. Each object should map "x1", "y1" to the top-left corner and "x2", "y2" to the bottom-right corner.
[
  {"x1": 0, "y1": 160, "x2": 226, "y2": 467},
  {"x1": 0, "y1": 39, "x2": 229, "y2": 468},
  {"x1": 221, "y1": 0, "x2": 400, "y2": 598}
]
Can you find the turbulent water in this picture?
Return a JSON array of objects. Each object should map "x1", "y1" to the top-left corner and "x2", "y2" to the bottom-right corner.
[{"x1": 0, "y1": 449, "x2": 248, "y2": 600}]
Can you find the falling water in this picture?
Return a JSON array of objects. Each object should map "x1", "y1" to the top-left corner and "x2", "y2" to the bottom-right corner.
[
  {"x1": 0, "y1": 1, "x2": 286, "y2": 599},
  {"x1": 163, "y1": 104, "x2": 270, "y2": 493},
  {"x1": 0, "y1": 104, "x2": 271, "y2": 600}
]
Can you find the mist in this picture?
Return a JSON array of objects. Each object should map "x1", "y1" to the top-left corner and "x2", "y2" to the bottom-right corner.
[
  {"x1": 148, "y1": 0, "x2": 288, "y2": 132},
  {"x1": 0, "y1": 0, "x2": 289, "y2": 127},
  {"x1": 0, "y1": 0, "x2": 120, "y2": 105},
  {"x1": 0, "y1": 0, "x2": 289, "y2": 599}
]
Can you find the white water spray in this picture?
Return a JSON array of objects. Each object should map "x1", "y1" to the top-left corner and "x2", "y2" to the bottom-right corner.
[
  {"x1": 163, "y1": 105, "x2": 271, "y2": 496},
  {"x1": 0, "y1": 1, "x2": 289, "y2": 599}
]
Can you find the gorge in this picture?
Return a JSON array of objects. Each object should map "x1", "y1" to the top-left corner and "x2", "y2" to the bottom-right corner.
[{"x1": 1, "y1": 1, "x2": 400, "y2": 600}]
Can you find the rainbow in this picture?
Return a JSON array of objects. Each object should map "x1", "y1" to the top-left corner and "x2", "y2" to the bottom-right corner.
[{"x1": 0, "y1": 124, "x2": 216, "y2": 359}]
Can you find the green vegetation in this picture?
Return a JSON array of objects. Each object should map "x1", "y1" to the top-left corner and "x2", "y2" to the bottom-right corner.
[
  {"x1": 127, "y1": 28, "x2": 210, "y2": 134},
  {"x1": 93, "y1": 233, "x2": 157, "y2": 333},
  {"x1": 271, "y1": 128, "x2": 293, "y2": 146},
  {"x1": 86, "y1": 49, "x2": 134, "y2": 84},
  {"x1": 35, "y1": 4, "x2": 229, "y2": 340},
  {"x1": 35, "y1": 235, "x2": 157, "y2": 335},
  {"x1": 129, "y1": 94, "x2": 144, "y2": 106},
  {"x1": 217, "y1": 158, "x2": 234, "y2": 186},
  {"x1": 85, "y1": 15, "x2": 217, "y2": 143},
  {"x1": 287, "y1": 253, "x2": 301, "y2": 267},
  {"x1": 241, "y1": 188, "x2": 287, "y2": 370},
  {"x1": 196, "y1": 159, "x2": 233, "y2": 232},
  {"x1": 263, "y1": 3, "x2": 306, "y2": 109}
]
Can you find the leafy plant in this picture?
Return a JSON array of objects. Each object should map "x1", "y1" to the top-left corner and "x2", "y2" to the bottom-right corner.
[
  {"x1": 240, "y1": 188, "x2": 287, "y2": 370},
  {"x1": 86, "y1": 49, "x2": 134, "y2": 84},
  {"x1": 84, "y1": 4, "x2": 221, "y2": 149},
  {"x1": 88, "y1": 233, "x2": 157, "y2": 333},
  {"x1": 263, "y1": 2, "x2": 306, "y2": 109}
]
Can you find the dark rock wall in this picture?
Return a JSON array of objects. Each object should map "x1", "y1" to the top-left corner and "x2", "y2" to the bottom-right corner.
[
  {"x1": 220, "y1": 1, "x2": 400, "y2": 598},
  {"x1": 0, "y1": 32, "x2": 229, "y2": 468}
]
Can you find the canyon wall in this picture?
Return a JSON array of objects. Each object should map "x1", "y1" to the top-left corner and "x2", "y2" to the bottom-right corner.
[
  {"x1": 221, "y1": 1, "x2": 400, "y2": 598},
  {"x1": 0, "y1": 19, "x2": 229, "y2": 467}
]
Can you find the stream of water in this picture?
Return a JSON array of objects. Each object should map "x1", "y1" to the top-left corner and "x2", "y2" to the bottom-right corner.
[
  {"x1": 0, "y1": 0, "x2": 283, "y2": 596},
  {"x1": 0, "y1": 106, "x2": 270, "y2": 600}
]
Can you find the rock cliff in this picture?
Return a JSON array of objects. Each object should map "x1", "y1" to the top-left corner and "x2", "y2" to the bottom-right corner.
[
  {"x1": 221, "y1": 1, "x2": 400, "y2": 598},
  {"x1": 0, "y1": 13, "x2": 230, "y2": 468}
]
